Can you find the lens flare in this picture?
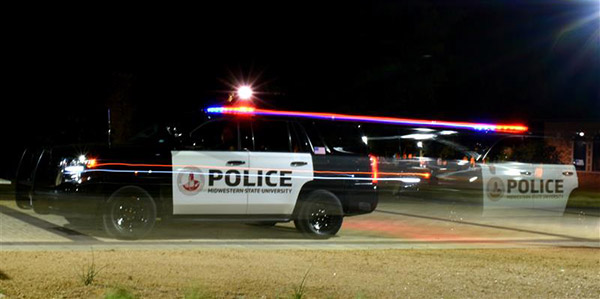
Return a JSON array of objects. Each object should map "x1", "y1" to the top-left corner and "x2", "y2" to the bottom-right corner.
[{"x1": 237, "y1": 85, "x2": 253, "y2": 100}]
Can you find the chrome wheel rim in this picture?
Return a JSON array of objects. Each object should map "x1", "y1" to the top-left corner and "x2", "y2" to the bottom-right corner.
[
  {"x1": 308, "y1": 203, "x2": 335, "y2": 233},
  {"x1": 112, "y1": 195, "x2": 150, "y2": 234}
]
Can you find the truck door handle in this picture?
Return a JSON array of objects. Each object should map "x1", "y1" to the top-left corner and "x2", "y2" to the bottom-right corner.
[
  {"x1": 226, "y1": 160, "x2": 246, "y2": 166},
  {"x1": 520, "y1": 171, "x2": 532, "y2": 176},
  {"x1": 290, "y1": 161, "x2": 308, "y2": 167},
  {"x1": 562, "y1": 171, "x2": 574, "y2": 176}
]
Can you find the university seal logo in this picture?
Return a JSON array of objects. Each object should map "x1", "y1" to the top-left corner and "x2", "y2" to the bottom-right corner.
[
  {"x1": 486, "y1": 177, "x2": 504, "y2": 201},
  {"x1": 177, "y1": 166, "x2": 205, "y2": 196}
]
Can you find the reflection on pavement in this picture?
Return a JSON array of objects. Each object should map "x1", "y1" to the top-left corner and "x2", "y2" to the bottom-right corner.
[{"x1": 1, "y1": 193, "x2": 598, "y2": 250}]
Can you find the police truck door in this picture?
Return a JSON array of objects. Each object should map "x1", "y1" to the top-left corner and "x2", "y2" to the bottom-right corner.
[
  {"x1": 172, "y1": 120, "x2": 249, "y2": 215},
  {"x1": 531, "y1": 164, "x2": 578, "y2": 215},
  {"x1": 481, "y1": 162, "x2": 535, "y2": 215},
  {"x1": 246, "y1": 120, "x2": 313, "y2": 215}
]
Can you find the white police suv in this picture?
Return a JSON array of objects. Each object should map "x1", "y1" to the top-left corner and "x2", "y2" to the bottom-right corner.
[
  {"x1": 15, "y1": 110, "x2": 378, "y2": 239},
  {"x1": 371, "y1": 129, "x2": 578, "y2": 216}
]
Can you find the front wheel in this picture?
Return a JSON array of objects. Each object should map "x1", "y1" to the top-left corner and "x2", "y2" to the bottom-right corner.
[
  {"x1": 294, "y1": 190, "x2": 343, "y2": 238},
  {"x1": 102, "y1": 186, "x2": 156, "y2": 240}
]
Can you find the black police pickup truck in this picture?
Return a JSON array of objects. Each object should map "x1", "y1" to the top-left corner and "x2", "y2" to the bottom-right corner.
[{"x1": 15, "y1": 113, "x2": 378, "y2": 239}]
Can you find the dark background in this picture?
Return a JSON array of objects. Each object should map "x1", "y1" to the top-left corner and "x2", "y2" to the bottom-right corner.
[{"x1": 2, "y1": 0, "x2": 599, "y2": 179}]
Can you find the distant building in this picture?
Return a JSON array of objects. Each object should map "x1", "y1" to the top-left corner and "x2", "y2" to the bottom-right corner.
[
  {"x1": 544, "y1": 121, "x2": 600, "y2": 172},
  {"x1": 544, "y1": 121, "x2": 600, "y2": 190}
]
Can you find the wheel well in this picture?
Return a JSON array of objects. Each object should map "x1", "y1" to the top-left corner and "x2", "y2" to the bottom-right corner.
[{"x1": 293, "y1": 181, "x2": 344, "y2": 217}]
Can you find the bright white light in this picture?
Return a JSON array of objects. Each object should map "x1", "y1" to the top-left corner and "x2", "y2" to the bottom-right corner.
[
  {"x1": 78, "y1": 155, "x2": 86, "y2": 163},
  {"x1": 398, "y1": 178, "x2": 421, "y2": 184},
  {"x1": 361, "y1": 136, "x2": 368, "y2": 145},
  {"x1": 65, "y1": 166, "x2": 84, "y2": 174},
  {"x1": 469, "y1": 176, "x2": 478, "y2": 183},
  {"x1": 578, "y1": 132, "x2": 585, "y2": 137},
  {"x1": 417, "y1": 141, "x2": 423, "y2": 148},
  {"x1": 401, "y1": 134, "x2": 435, "y2": 140},
  {"x1": 414, "y1": 128, "x2": 435, "y2": 132},
  {"x1": 439, "y1": 130, "x2": 457, "y2": 135},
  {"x1": 237, "y1": 85, "x2": 253, "y2": 100}
]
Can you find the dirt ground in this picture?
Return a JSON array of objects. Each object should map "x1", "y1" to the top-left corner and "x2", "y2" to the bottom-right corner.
[{"x1": 0, "y1": 248, "x2": 599, "y2": 298}]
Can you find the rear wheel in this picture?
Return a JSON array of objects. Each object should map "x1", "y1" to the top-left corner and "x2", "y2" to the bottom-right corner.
[
  {"x1": 294, "y1": 190, "x2": 343, "y2": 238},
  {"x1": 102, "y1": 186, "x2": 156, "y2": 240}
]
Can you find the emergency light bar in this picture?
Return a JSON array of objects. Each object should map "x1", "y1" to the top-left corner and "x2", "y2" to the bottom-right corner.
[{"x1": 205, "y1": 106, "x2": 528, "y2": 133}]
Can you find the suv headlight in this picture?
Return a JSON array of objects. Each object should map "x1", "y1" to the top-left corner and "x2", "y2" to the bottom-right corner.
[{"x1": 59, "y1": 155, "x2": 97, "y2": 184}]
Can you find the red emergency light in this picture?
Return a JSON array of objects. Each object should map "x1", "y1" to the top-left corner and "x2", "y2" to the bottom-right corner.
[{"x1": 205, "y1": 106, "x2": 528, "y2": 133}]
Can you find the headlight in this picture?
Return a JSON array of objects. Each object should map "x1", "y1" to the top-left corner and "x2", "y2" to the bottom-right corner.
[{"x1": 59, "y1": 155, "x2": 97, "y2": 184}]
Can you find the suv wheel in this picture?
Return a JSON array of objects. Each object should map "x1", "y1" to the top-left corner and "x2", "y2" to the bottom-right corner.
[
  {"x1": 102, "y1": 186, "x2": 156, "y2": 240},
  {"x1": 294, "y1": 190, "x2": 343, "y2": 238}
]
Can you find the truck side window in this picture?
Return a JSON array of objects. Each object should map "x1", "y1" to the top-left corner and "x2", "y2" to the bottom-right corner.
[
  {"x1": 300, "y1": 121, "x2": 326, "y2": 154},
  {"x1": 290, "y1": 122, "x2": 311, "y2": 153},
  {"x1": 239, "y1": 120, "x2": 254, "y2": 151},
  {"x1": 315, "y1": 121, "x2": 368, "y2": 155},
  {"x1": 252, "y1": 120, "x2": 291, "y2": 152},
  {"x1": 486, "y1": 136, "x2": 560, "y2": 164},
  {"x1": 189, "y1": 120, "x2": 239, "y2": 151},
  {"x1": 487, "y1": 137, "x2": 523, "y2": 163},
  {"x1": 422, "y1": 140, "x2": 467, "y2": 161}
]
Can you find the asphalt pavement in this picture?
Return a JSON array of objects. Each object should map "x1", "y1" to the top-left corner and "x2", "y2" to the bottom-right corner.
[{"x1": 1, "y1": 188, "x2": 598, "y2": 251}]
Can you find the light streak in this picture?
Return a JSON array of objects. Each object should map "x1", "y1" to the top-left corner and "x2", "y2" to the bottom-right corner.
[{"x1": 206, "y1": 106, "x2": 528, "y2": 133}]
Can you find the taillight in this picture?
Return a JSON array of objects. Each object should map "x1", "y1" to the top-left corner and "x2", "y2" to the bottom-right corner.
[{"x1": 369, "y1": 154, "x2": 378, "y2": 184}]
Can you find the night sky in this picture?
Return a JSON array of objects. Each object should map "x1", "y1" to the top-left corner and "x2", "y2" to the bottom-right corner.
[{"x1": 2, "y1": 0, "x2": 599, "y2": 178}]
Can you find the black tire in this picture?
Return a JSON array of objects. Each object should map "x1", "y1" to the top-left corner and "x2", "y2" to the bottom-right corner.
[
  {"x1": 102, "y1": 186, "x2": 157, "y2": 240},
  {"x1": 294, "y1": 190, "x2": 344, "y2": 238}
]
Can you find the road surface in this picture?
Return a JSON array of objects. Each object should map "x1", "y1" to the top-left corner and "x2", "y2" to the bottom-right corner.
[{"x1": 1, "y1": 190, "x2": 598, "y2": 250}]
